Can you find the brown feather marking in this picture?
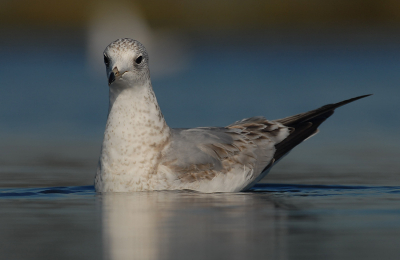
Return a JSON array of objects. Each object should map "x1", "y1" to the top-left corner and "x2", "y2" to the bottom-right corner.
[
  {"x1": 243, "y1": 124, "x2": 264, "y2": 130},
  {"x1": 210, "y1": 144, "x2": 229, "y2": 159}
]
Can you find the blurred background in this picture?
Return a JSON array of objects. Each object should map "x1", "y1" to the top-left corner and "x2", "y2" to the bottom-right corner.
[{"x1": 0, "y1": 0, "x2": 400, "y2": 187}]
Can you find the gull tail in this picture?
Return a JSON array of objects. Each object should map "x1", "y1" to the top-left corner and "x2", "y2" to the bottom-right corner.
[{"x1": 272, "y1": 94, "x2": 372, "y2": 162}]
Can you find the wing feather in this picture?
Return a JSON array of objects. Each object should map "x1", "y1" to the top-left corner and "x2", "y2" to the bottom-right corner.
[{"x1": 160, "y1": 118, "x2": 290, "y2": 185}]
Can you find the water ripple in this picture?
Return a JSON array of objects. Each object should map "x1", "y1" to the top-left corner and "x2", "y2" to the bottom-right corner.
[
  {"x1": 250, "y1": 183, "x2": 400, "y2": 197},
  {"x1": 0, "y1": 185, "x2": 94, "y2": 198},
  {"x1": 0, "y1": 183, "x2": 399, "y2": 199}
]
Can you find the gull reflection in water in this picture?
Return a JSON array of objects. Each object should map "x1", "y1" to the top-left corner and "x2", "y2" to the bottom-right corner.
[{"x1": 101, "y1": 191, "x2": 292, "y2": 260}]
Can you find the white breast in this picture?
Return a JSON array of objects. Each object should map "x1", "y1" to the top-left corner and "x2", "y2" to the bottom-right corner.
[{"x1": 95, "y1": 84, "x2": 171, "y2": 192}]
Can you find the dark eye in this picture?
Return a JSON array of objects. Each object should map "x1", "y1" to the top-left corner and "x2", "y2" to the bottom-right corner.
[
  {"x1": 135, "y1": 56, "x2": 143, "y2": 64},
  {"x1": 104, "y1": 55, "x2": 110, "y2": 66}
]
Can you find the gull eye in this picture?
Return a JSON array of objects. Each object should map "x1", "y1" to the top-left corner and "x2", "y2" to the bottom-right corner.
[
  {"x1": 104, "y1": 55, "x2": 110, "y2": 66},
  {"x1": 135, "y1": 56, "x2": 143, "y2": 64}
]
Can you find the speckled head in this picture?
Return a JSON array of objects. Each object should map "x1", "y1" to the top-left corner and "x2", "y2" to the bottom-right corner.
[{"x1": 103, "y1": 38, "x2": 150, "y2": 88}]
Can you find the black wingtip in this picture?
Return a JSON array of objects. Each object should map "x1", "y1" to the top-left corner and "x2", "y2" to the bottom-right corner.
[
  {"x1": 276, "y1": 94, "x2": 372, "y2": 126},
  {"x1": 268, "y1": 94, "x2": 372, "y2": 168},
  {"x1": 350, "y1": 94, "x2": 373, "y2": 100},
  {"x1": 333, "y1": 94, "x2": 372, "y2": 108}
]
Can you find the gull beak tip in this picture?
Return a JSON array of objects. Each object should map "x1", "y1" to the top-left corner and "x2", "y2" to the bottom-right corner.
[{"x1": 108, "y1": 72, "x2": 116, "y2": 86}]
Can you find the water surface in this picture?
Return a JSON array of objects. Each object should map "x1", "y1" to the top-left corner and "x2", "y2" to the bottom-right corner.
[{"x1": 1, "y1": 183, "x2": 399, "y2": 260}]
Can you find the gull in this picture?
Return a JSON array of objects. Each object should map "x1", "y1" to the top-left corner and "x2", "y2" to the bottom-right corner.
[{"x1": 94, "y1": 38, "x2": 370, "y2": 193}]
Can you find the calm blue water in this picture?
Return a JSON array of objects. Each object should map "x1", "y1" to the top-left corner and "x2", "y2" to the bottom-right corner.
[
  {"x1": 1, "y1": 184, "x2": 400, "y2": 260},
  {"x1": 0, "y1": 185, "x2": 94, "y2": 198},
  {"x1": 1, "y1": 29, "x2": 400, "y2": 260}
]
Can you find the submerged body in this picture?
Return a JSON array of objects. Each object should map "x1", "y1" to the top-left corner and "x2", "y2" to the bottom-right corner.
[{"x1": 95, "y1": 38, "x2": 370, "y2": 193}]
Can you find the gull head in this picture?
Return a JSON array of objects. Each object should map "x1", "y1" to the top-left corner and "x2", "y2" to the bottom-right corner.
[{"x1": 103, "y1": 38, "x2": 150, "y2": 88}]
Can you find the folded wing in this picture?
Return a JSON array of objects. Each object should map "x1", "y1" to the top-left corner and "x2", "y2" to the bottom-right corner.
[{"x1": 160, "y1": 118, "x2": 289, "y2": 190}]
